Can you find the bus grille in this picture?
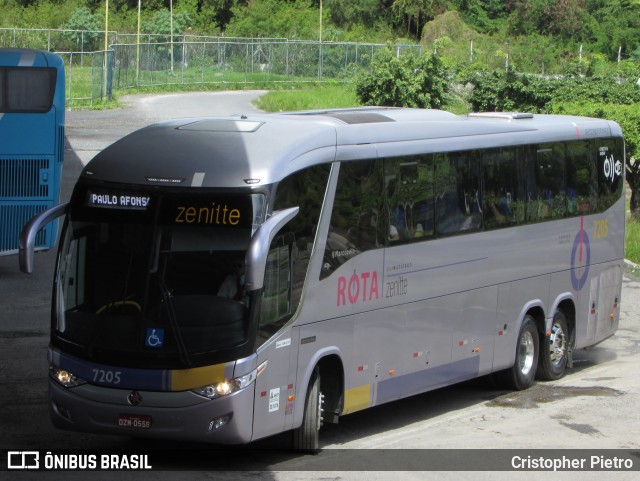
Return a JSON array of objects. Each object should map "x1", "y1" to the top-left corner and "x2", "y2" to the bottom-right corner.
[
  {"x1": 0, "y1": 157, "x2": 50, "y2": 199},
  {"x1": 57, "y1": 126, "x2": 65, "y2": 165},
  {"x1": 0, "y1": 203, "x2": 51, "y2": 254}
]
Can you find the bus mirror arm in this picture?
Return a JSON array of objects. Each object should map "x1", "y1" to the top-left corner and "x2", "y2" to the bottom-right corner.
[
  {"x1": 245, "y1": 207, "x2": 299, "y2": 291},
  {"x1": 19, "y1": 202, "x2": 68, "y2": 274}
]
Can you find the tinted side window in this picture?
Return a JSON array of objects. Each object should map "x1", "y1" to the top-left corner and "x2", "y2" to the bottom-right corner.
[
  {"x1": 566, "y1": 141, "x2": 597, "y2": 216},
  {"x1": 482, "y1": 147, "x2": 522, "y2": 229},
  {"x1": 525, "y1": 143, "x2": 566, "y2": 222},
  {"x1": 258, "y1": 236, "x2": 293, "y2": 345},
  {"x1": 596, "y1": 138, "x2": 624, "y2": 212},
  {"x1": 385, "y1": 155, "x2": 434, "y2": 244},
  {"x1": 322, "y1": 159, "x2": 384, "y2": 279},
  {"x1": 435, "y1": 151, "x2": 481, "y2": 236}
]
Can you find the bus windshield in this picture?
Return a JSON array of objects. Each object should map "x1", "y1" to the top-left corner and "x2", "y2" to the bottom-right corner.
[{"x1": 53, "y1": 187, "x2": 266, "y2": 369}]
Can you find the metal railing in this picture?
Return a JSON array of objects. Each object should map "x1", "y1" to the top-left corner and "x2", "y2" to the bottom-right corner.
[
  {"x1": 1, "y1": 28, "x2": 425, "y2": 107},
  {"x1": 110, "y1": 40, "x2": 422, "y2": 90},
  {"x1": 0, "y1": 27, "x2": 117, "y2": 55},
  {"x1": 55, "y1": 50, "x2": 113, "y2": 108}
]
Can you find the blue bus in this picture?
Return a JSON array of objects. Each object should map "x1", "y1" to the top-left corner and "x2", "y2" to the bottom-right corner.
[{"x1": 0, "y1": 48, "x2": 65, "y2": 256}]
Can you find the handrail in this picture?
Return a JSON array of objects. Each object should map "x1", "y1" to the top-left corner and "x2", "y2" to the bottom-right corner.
[
  {"x1": 19, "y1": 202, "x2": 68, "y2": 274},
  {"x1": 245, "y1": 207, "x2": 299, "y2": 291}
]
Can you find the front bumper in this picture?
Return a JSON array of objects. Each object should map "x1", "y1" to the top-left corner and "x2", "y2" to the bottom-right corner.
[{"x1": 48, "y1": 379, "x2": 255, "y2": 444}]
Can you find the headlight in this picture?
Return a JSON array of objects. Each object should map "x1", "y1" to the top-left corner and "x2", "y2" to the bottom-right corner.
[
  {"x1": 50, "y1": 365, "x2": 87, "y2": 388},
  {"x1": 192, "y1": 361, "x2": 267, "y2": 400}
]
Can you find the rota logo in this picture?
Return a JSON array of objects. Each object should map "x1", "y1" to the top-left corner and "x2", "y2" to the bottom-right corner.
[{"x1": 337, "y1": 270, "x2": 380, "y2": 306}]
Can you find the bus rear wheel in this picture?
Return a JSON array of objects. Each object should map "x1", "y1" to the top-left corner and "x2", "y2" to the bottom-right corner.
[
  {"x1": 292, "y1": 368, "x2": 323, "y2": 453},
  {"x1": 537, "y1": 311, "x2": 569, "y2": 381},
  {"x1": 497, "y1": 315, "x2": 539, "y2": 390}
]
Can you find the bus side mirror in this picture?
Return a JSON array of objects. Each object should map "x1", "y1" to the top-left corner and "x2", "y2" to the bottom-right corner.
[
  {"x1": 19, "y1": 202, "x2": 68, "y2": 274},
  {"x1": 245, "y1": 207, "x2": 299, "y2": 291}
]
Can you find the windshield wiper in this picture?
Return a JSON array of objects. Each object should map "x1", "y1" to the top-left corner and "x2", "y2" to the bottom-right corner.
[{"x1": 161, "y1": 285, "x2": 192, "y2": 368}]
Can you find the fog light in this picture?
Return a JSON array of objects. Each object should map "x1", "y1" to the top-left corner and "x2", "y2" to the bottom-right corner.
[
  {"x1": 53, "y1": 401, "x2": 72, "y2": 421},
  {"x1": 208, "y1": 414, "x2": 232, "y2": 431}
]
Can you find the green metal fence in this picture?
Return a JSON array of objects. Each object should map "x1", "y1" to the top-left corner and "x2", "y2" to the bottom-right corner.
[
  {"x1": 110, "y1": 40, "x2": 421, "y2": 90},
  {"x1": 1, "y1": 28, "x2": 422, "y2": 108}
]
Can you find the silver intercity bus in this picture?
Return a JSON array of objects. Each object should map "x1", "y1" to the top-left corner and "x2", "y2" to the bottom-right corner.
[{"x1": 21, "y1": 108, "x2": 625, "y2": 451}]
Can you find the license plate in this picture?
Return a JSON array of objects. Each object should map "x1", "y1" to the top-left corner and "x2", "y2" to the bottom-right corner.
[{"x1": 117, "y1": 414, "x2": 152, "y2": 429}]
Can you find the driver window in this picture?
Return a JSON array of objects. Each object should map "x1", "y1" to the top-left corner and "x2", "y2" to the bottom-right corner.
[{"x1": 258, "y1": 234, "x2": 293, "y2": 343}]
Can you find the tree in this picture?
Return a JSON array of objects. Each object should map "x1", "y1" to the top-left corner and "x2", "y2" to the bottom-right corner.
[
  {"x1": 225, "y1": 0, "x2": 318, "y2": 39},
  {"x1": 509, "y1": 0, "x2": 591, "y2": 41},
  {"x1": 62, "y1": 7, "x2": 103, "y2": 51},
  {"x1": 325, "y1": 0, "x2": 392, "y2": 29},
  {"x1": 466, "y1": 68, "x2": 557, "y2": 112},
  {"x1": 457, "y1": 0, "x2": 512, "y2": 33},
  {"x1": 391, "y1": 0, "x2": 433, "y2": 38},
  {"x1": 389, "y1": 0, "x2": 451, "y2": 38},
  {"x1": 145, "y1": 8, "x2": 193, "y2": 37},
  {"x1": 628, "y1": 159, "x2": 640, "y2": 219},
  {"x1": 355, "y1": 47, "x2": 448, "y2": 108},
  {"x1": 197, "y1": 0, "x2": 237, "y2": 31},
  {"x1": 587, "y1": 0, "x2": 640, "y2": 59}
]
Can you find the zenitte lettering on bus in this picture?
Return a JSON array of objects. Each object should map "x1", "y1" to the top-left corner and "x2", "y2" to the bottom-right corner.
[{"x1": 175, "y1": 203, "x2": 240, "y2": 225}]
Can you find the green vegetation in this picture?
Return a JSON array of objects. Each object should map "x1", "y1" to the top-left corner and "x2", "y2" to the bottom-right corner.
[
  {"x1": 627, "y1": 216, "x2": 640, "y2": 266},
  {"x1": 255, "y1": 84, "x2": 359, "y2": 112},
  {"x1": 355, "y1": 48, "x2": 448, "y2": 108},
  {"x1": 2, "y1": 1, "x2": 639, "y2": 67}
]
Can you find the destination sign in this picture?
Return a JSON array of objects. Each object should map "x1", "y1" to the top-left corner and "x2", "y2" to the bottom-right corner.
[
  {"x1": 160, "y1": 195, "x2": 253, "y2": 228},
  {"x1": 87, "y1": 192, "x2": 151, "y2": 210}
]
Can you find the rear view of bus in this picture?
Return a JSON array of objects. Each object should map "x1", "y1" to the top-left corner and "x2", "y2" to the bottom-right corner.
[{"x1": 0, "y1": 48, "x2": 65, "y2": 255}]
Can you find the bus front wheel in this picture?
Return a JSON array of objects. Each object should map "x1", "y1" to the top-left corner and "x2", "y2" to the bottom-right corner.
[
  {"x1": 497, "y1": 315, "x2": 539, "y2": 390},
  {"x1": 537, "y1": 310, "x2": 570, "y2": 381},
  {"x1": 292, "y1": 367, "x2": 323, "y2": 453}
]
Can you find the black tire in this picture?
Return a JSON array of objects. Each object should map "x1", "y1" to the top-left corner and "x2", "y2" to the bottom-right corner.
[
  {"x1": 292, "y1": 368, "x2": 322, "y2": 453},
  {"x1": 536, "y1": 310, "x2": 570, "y2": 381},
  {"x1": 496, "y1": 315, "x2": 539, "y2": 390}
]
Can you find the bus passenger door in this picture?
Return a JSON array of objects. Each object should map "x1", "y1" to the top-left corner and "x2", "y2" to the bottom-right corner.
[
  {"x1": 252, "y1": 327, "x2": 300, "y2": 441},
  {"x1": 247, "y1": 211, "x2": 301, "y2": 441}
]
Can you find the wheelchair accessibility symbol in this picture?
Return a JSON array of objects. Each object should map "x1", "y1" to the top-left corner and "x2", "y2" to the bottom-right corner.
[
  {"x1": 145, "y1": 328, "x2": 164, "y2": 348},
  {"x1": 570, "y1": 217, "x2": 590, "y2": 291}
]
